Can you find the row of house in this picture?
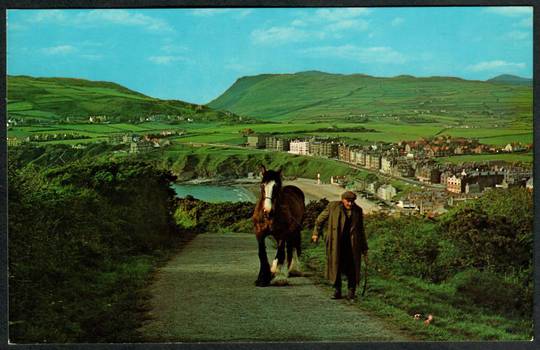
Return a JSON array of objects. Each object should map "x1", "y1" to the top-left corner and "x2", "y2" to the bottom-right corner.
[{"x1": 245, "y1": 134, "x2": 533, "y2": 196}]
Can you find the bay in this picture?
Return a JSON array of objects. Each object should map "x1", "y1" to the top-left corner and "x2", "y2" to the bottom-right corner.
[{"x1": 171, "y1": 183, "x2": 257, "y2": 203}]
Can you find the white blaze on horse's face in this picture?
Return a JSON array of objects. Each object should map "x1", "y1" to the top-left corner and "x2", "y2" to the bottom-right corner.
[{"x1": 263, "y1": 180, "x2": 275, "y2": 213}]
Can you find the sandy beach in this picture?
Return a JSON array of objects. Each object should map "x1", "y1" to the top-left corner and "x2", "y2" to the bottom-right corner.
[
  {"x1": 178, "y1": 177, "x2": 380, "y2": 213},
  {"x1": 284, "y1": 178, "x2": 380, "y2": 214}
]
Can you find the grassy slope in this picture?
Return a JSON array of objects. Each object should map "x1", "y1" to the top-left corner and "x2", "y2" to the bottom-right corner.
[
  {"x1": 300, "y1": 233, "x2": 532, "y2": 341},
  {"x1": 147, "y1": 144, "x2": 361, "y2": 181},
  {"x1": 207, "y1": 72, "x2": 532, "y2": 124},
  {"x1": 7, "y1": 76, "x2": 240, "y2": 122}
]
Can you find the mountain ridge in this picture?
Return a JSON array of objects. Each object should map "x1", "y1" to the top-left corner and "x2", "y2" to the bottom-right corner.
[
  {"x1": 207, "y1": 71, "x2": 532, "y2": 122},
  {"x1": 7, "y1": 75, "x2": 247, "y2": 124}
]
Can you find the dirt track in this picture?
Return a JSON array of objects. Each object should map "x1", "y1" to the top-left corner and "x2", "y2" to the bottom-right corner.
[{"x1": 139, "y1": 232, "x2": 410, "y2": 342}]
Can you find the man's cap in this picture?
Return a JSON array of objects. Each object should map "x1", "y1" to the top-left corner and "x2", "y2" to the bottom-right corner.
[{"x1": 341, "y1": 191, "x2": 357, "y2": 201}]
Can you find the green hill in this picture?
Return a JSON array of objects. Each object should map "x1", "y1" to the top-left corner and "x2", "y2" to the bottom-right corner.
[
  {"x1": 7, "y1": 75, "x2": 248, "y2": 124},
  {"x1": 486, "y1": 74, "x2": 532, "y2": 86},
  {"x1": 207, "y1": 71, "x2": 532, "y2": 124}
]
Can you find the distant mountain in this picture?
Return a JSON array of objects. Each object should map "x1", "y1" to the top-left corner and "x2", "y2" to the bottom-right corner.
[
  {"x1": 7, "y1": 75, "x2": 247, "y2": 123},
  {"x1": 207, "y1": 71, "x2": 532, "y2": 122},
  {"x1": 486, "y1": 74, "x2": 532, "y2": 86}
]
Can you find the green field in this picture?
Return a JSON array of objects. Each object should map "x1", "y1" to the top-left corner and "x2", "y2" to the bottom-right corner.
[
  {"x1": 7, "y1": 73, "x2": 532, "y2": 165},
  {"x1": 436, "y1": 153, "x2": 533, "y2": 164},
  {"x1": 8, "y1": 118, "x2": 533, "y2": 164}
]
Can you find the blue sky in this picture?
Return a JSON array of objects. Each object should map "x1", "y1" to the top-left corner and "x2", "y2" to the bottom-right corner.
[{"x1": 7, "y1": 7, "x2": 533, "y2": 104}]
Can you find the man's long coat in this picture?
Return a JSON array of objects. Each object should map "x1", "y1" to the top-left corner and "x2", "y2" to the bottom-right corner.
[{"x1": 313, "y1": 201, "x2": 368, "y2": 286}]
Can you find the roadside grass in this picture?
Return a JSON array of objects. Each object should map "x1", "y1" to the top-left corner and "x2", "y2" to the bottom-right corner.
[{"x1": 299, "y1": 232, "x2": 532, "y2": 341}]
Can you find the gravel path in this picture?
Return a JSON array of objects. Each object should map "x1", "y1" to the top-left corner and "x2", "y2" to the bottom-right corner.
[{"x1": 139, "y1": 232, "x2": 411, "y2": 342}]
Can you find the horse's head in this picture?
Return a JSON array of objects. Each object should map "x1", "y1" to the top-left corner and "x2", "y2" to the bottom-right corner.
[{"x1": 260, "y1": 165, "x2": 282, "y2": 218}]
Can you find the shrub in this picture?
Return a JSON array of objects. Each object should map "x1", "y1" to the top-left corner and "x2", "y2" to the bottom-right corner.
[
  {"x1": 438, "y1": 189, "x2": 532, "y2": 274},
  {"x1": 366, "y1": 214, "x2": 442, "y2": 281},
  {"x1": 450, "y1": 269, "x2": 526, "y2": 315},
  {"x1": 303, "y1": 198, "x2": 329, "y2": 230},
  {"x1": 174, "y1": 197, "x2": 253, "y2": 233},
  {"x1": 9, "y1": 159, "x2": 180, "y2": 342}
]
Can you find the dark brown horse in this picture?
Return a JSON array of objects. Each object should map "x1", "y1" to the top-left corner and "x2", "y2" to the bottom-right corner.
[{"x1": 252, "y1": 166, "x2": 305, "y2": 286}]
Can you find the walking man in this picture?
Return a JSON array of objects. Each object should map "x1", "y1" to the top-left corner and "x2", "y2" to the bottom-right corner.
[{"x1": 311, "y1": 191, "x2": 368, "y2": 302}]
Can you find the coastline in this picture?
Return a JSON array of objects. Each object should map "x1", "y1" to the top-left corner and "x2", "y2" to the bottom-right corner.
[{"x1": 175, "y1": 177, "x2": 380, "y2": 213}]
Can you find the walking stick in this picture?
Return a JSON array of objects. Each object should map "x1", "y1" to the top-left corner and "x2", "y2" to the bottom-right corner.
[{"x1": 361, "y1": 254, "x2": 368, "y2": 296}]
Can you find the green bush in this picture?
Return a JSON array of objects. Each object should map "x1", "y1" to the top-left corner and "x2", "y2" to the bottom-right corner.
[
  {"x1": 9, "y1": 158, "x2": 180, "y2": 342},
  {"x1": 450, "y1": 269, "x2": 526, "y2": 315},
  {"x1": 367, "y1": 214, "x2": 443, "y2": 281},
  {"x1": 174, "y1": 197, "x2": 253, "y2": 233},
  {"x1": 303, "y1": 198, "x2": 329, "y2": 230},
  {"x1": 438, "y1": 188, "x2": 532, "y2": 274}
]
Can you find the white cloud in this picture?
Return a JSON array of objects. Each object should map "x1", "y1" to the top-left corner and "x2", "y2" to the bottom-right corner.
[
  {"x1": 27, "y1": 10, "x2": 67, "y2": 23},
  {"x1": 237, "y1": 9, "x2": 253, "y2": 18},
  {"x1": 503, "y1": 31, "x2": 529, "y2": 41},
  {"x1": 517, "y1": 17, "x2": 532, "y2": 28},
  {"x1": 484, "y1": 7, "x2": 532, "y2": 17},
  {"x1": 391, "y1": 17, "x2": 404, "y2": 26},
  {"x1": 291, "y1": 19, "x2": 307, "y2": 27},
  {"x1": 148, "y1": 55, "x2": 191, "y2": 65},
  {"x1": 26, "y1": 9, "x2": 174, "y2": 33},
  {"x1": 315, "y1": 8, "x2": 371, "y2": 21},
  {"x1": 41, "y1": 45, "x2": 76, "y2": 55},
  {"x1": 161, "y1": 44, "x2": 189, "y2": 54},
  {"x1": 6, "y1": 22, "x2": 26, "y2": 31},
  {"x1": 302, "y1": 45, "x2": 407, "y2": 64},
  {"x1": 39, "y1": 44, "x2": 105, "y2": 61},
  {"x1": 467, "y1": 60, "x2": 526, "y2": 72},
  {"x1": 190, "y1": 8, "x2": 252, "y2": 18},
  {"x1": 190, "y1": 9, "x2": 225, "y2": 17},
  {"x1": 79, "y1": 10, "x2": 173, "y2": 32},
  {"x1": 325, "y1": 19, "x2": 369, "y2": 32},
  {"x1": 251, "y1": 26, "x2": 309, "y2": 45},
  {"x1": 252, "y1": 8, "x2": 370, "y2": 46}
]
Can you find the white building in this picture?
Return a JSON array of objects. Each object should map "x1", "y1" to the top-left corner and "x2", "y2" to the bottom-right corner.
[
  {"x1": 377, "y1": 184, "x2": 397, "y2": 200},
  {"x1": 397, "y1": 200, "x2": 416, "y2": 209},
  {"x1": 380, "y1": 156, "x2": 394, "y2": 174},
  {"x1": 288, "y1": 140, "x2": 310, "y2": 155},
  {"x1": 350, "y1": 149, "x2": 366, "y2": 166}
]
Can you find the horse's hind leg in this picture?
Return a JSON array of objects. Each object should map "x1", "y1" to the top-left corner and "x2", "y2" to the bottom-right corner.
[
  {"x1": 255, "y1": 235, "x2": 271, "y2": 287},
  {"x1": 287, "y1": 233, "x2": 302, "y2": 277}
]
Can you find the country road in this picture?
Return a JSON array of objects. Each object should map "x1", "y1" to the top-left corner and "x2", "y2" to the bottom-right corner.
[{"x1": 139, "y1": 232, "x2": 412, "y2": 342}]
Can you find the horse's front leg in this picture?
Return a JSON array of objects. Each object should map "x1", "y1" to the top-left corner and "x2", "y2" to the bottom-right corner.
[
  {"x1": 271, "y1": 239, "x2": 286, "y2": 275},
  {"x1": 271, "y1": 239, "x2": 288, "y2": 285},
  {"x1": 255, "y1": 234, "x2": 271, "y2": 287}
]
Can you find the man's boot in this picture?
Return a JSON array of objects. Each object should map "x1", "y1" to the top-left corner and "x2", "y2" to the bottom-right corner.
[
  {"x1": 347, "y1": 288, "x2": 356, "y2": 303},
  {"x1": 331, "y1": 288, "x2": 342, "y2": 299}
]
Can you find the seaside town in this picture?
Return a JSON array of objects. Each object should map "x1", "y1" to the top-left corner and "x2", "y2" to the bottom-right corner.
[
  {"x1": 8, "y1": 128, "x2": 533, "y2": 217},
  {"x1": 246, "y1": 133, "x2": 533, "y2": 216}
]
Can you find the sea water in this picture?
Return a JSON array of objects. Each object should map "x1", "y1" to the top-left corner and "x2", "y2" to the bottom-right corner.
[{"x1": 171, "y1": 183, "x2": 257, "y2": 203}]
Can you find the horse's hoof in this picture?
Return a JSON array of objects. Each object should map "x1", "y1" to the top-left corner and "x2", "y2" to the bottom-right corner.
[
  {"x1": 272, "y1": 279, "x2": 289, "y2": 287},
  {"x1": 288, "y1": 271, "x2": 303, "y2": 277}
]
